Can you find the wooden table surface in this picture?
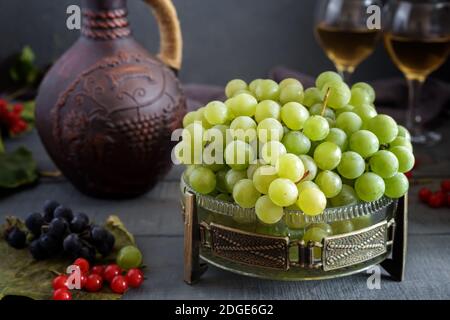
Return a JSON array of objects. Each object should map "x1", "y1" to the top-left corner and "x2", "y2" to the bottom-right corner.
[{"x1": 1, "y1": 123, "x2": 450, "y2": 300}]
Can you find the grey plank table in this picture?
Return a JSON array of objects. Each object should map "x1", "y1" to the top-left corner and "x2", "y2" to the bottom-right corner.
[{"x1": 1, "y1": 124, "x2": 450, "y2": 300}]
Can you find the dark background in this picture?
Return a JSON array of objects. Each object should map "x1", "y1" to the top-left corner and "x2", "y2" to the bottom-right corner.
[{"x1": 0, "y1": 0, "x2": 449, "y2": 85}]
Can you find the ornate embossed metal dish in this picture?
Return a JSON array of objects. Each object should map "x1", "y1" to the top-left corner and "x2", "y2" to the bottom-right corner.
[{"x1": 180, "y1": 174, "x2": 407, "y2": 283}]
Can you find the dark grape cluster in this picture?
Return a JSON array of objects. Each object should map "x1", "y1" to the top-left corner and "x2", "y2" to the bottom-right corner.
[{"x1": 3, "y1": 200, "x2": 115, "y2": 262}]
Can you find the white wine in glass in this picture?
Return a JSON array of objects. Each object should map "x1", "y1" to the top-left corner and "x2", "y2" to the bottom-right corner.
[{"x1": 315, "y1": 0, "x2": 382, "y2": 82}]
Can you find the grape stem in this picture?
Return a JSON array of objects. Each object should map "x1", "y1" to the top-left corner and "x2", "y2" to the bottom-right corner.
[{"x1": 321, "y1": 88, "x2": 331, "y2": 116}]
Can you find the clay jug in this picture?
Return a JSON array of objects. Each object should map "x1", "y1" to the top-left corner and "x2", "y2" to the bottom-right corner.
[{"x1": 36, "y1": 0, "x2": 186, "y2": 198}]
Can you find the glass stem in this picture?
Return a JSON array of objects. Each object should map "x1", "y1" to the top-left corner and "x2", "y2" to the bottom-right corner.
[
  {"x1": 405, "y1": 78, "x2": 424, "y2": 136},
  {"x1": 336, "y1": 66, "x2": 353, "y2": 84}
]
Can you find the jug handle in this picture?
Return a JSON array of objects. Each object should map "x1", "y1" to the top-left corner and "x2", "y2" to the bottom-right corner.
[{"x1": 143, "y1": 0, "x2": 183, "y2": 71}]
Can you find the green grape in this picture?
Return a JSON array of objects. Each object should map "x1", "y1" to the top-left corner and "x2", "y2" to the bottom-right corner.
[
  {"x1": 389, "y1": 136, "x2": 413, "y2": 151},
  {"x1": 224, "y1": 140, "x2": 255, "y2": 170},
  {"x1": 231, "y1": 89, "x2": 253, "y2": 97},
  {"x1": 352, "y1": 82, "x2": 375, "y2": 103},
  {"x1": 285, "y1": 212, "x2": 307, "y2": 229},
  {"x1": 204, "y1": 101, "x2": 229, "y2": 125},
  {"x1": 261, "y1": 141, "x2": 287, "y2": 165},
  {"x1": 184, "y1": 165, "x2": 200, "y2": 180},
  {"x1": 255, "y1": 195, "x2": 284, "y2": 225},
  {"x1": 254, "y1": 79, "x2": 280, "y2": 101},
  {"x1": 303, "y1": 115, "x2": 330, "y2": 141},
  {"x1": 276, "y1": 153, "x2": 305, "y2": 182},
  {"x1": 246, "y1": 159, "x2": 264, "y2": 179},
  {"x1": 369, "y1": 150, "x2": 399, "y2": 178},
  {"x1": 321, "y1": 81, "x2": 351, "y2": 109},
  {"x1": 303, "y1": 87, "x2": 323, "y2": 107},
  {"x1": 352, "y1": 104, "x2": 377, "y2": 122},
  {"x1": 337, "y1": 151, "x2": 365, "y2": 179},
  {"x1": 298, "y1": 155, "x2": 318, "y2": 181},
  {"x1": 225, "y1": 79, "x2": 248, "y2": 98},
  {"x1": 117, "y1": 246, "x2": 143, "y2": 270},
  {"x1": 256, "y1": 221, "x2": 288, "y2": 236},
  {"x1": 325, "y1": 128, "x2": 348, "y2": 150},
  {"x1": 355, "y1": 172, "x2": 385, "y2": 202},
  {"x1": 315, "y1": 170, "x2": 342, "y2": 198},
  {"x1": 313, "y1": 141, "x2": 342, "y2": 170},
  {"x1": 216, "y1": 193, "x2": 233, "y2": 202},
  {"x1": 279, "y1": 84, "x2": 304, "y2": 105},
  {"x1": 254, "y1": 100, "x2": 280, "y2": 123},
  {"x1": 282, "y1": 131, "x2": 311, "y2": 155},
  {"x1": 232, "y1": 179, "x2": 261, "y2": 208},
  {"x1": 249, "y1": 79, "x2": 263, "y2": 94},
  {"x1": 303, "y1": 227, "x2": 328, "y2": 258},
  {"x1": 189, "y1": 166, "x2": 216, "y2": 194},
  {"x1": 253, "y1": 165, "x2": 277, "y2": 194},
  {"x1": 174, "y1": 141, "x2": 201, "y2": 165},
  {"x1": 182, "y1": 111, "x2": 197, "y2": 128},
  {"x1": 194, "y1": 107, "x2": 213, "y2": 128},
  {"x1": 225, "y1": 93, "x2": 258, "y2": 117},
  {"x1": 352, "y1": 215, "x2": 372, "y2": 230},
  {"x1": 336, "y1": 112, "x2": 362, "y2": 135},
  {"x1": 182, "y1": 122, "x2": 205, "y2": 145},
  {"x1": 335, "y1": 104, "x2": 355, "y2": 116},
  {"x1": 367, "y1": 114, "x2": 399, "y2": 144},
  {"x1": 297, "y1": 188, "x2": 327, "y2": 216},
  {"x1": 309, "y1": 103, "x2": 336, "y2": 119},
  {"x1": 397, "y1": 125, "x2": 411, "y2": 141},
  {"x1": 390, "y1": 146, "x2": 415, "y2": 173},
  {"x1": 203, "y1": 147, "x2": 226, "y2": 172},
  {"x1": 330, "y1": 184, "x2": 358, "y2": 207},
  {"x1": 316, "y1": 71, "x2": 342, "y2": 89},
  {"x1": 268, "y1": 178, "x2": 299, "y2": 207},
  {"x1": 349, "y1": 130, "x2": 379, "y2": 158},
  {"x1": 384, "y1": 173, "x2": 409, "y2": 199},
  {"x1": 308, "y1": 223, "x2": 333, "y2": 236},
  {"x1": 205, "y1": 125, "x2": 229, "y2": 145},
  {"x1": 280, "y1": 102, "x2": 309, "y2": 130},
  {"x1": 215, "y1": 169, "x2": 229, "y2": 193},
  {"x1": 230, "y1": 116, "x2": 257, "y2": 142},
  {"x1": 257, "y1": 118, "x2": 284, "y2": 142},
  {"x1": 296, "y1": 181, "x2": 319, "y2": 194},
  {"x1": 330, "y1": 220, "x2": 354, "y2": 235},
  {"x1": 225, "y1": 169, "x2": 247, "y2": 193},
  {"x1": 279, "y1": 78, "x2": 303, "y2": 91},
  {"x1": 349, "y1": 87, "x2": 371, "y2": 107}
]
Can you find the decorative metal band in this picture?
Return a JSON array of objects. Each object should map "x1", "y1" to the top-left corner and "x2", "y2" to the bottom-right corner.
[
  {"x1": 322, "y1": 220, "x2": 390, "y2": 271},
  {"x1": 209, "y1": 223, "x2": 290, "y2": 270},
  {"x1": 81, "y1": 8, "x2": 131, "y2": 40}
]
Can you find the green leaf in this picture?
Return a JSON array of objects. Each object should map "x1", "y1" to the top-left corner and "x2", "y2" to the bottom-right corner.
[
  {"x1": 20, "y1": 46, "x2": 35, "y2": 65},
  {"x1": 20, "y1": 101, "x2": 35, "y2": 124},
  {"x1": 0, "y1": 147, "x2": 38, "y2": 189},
  {"x1": 0, "y1": 216, "x2": 135, "y2": 300}
]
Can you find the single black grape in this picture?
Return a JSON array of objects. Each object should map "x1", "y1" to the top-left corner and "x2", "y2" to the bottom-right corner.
[
  {"x1": 63, "y1": 233, "x2": 83, "y2": 255},
  {"x1": 25, "y1": 212, "x2": 45, "y2": 236},
  {"x1": 6, "y1": 227, "x2": 27, "y2": 249},
  {"x1": 90, "y1": 226, "x2": 108, "y2": 242},
  {"x1": 70, "y1": 212, "x2": 89, "y2": 233},
  {"x1": 54, "y1": 205, "x2": 73, "y2": 222},
  {"x1": 79, "y1": 245, "x2": 96, "y2": 262},
  {"x1": 43, "y1": 200, "x2": 60, "y2": 222},
  {"x1": 29, "y1": 239, "x2": 48, "y2": 260},
  {"x1": 39, "y1": 234, "x2": 61, "y2": 256},
  {"x1": 47, "y1": 218, "x2": 68, "y2": 239},
  {"x1": 96, "y1": 232, "x2": 115, "y2": 256}
]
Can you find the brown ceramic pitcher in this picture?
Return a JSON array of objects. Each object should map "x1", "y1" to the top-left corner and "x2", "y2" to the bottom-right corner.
[{"x1": 36, "y1": 0, "x2": 186, "y2": 198}]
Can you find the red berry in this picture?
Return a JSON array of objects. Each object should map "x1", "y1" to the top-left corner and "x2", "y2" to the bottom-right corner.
[
  {"x1": 85, "y1": 274, "x2": 103, "y2": 292},
  {"x1": 441, "y1": 180, "x2": 450, "y2": 193},
  {"x1": 104, "y1": 264, "x2": 122, "y2": 282},
  {"x1": 52, "y1": 275, "x2": 68, "y2": 290},
  {"x1": 53, "y1": 288, "x2": 72, "y2": 300},
  {"x1": 91, "y1": 265, "x2": 105, "y2": 276},
  {"x1": 80, "y1": 273, "x2": 88, "y2": 289},
  {"x1": 110, "y1": 275, "x2": 128, "y2": 294},
  {"x1": 12, "y1": 104, "x2": 23, "y2": 114},
  {"x1": 418, "y1": 188, "x2": 432, "y2": 203},
  {"x1": 404, "y1": 171, "x2": 413, "y2": 179},
  {"x1": 126, "y1": 269, "x2": 144, "y2": 288},
  {"x1": 73, "y1": 258, "x2": 90, "y2": 274},
  {"x1": 428, "y1": 192, "x2": 445, "y2": 208}
]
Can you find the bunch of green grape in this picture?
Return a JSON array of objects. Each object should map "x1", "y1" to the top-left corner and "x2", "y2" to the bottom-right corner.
[{"x1": 176, "y1": 72, "x2": 414, "y2": 231}]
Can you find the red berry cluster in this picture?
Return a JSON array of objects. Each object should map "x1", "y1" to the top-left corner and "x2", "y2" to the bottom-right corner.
[
  {"x1": 52, "y1": 258, "x2": 144, "y2": 300},
  {"x1": 418, "y1": 180, "x2": 450, "y2": 209},
  {"x1": 0, "y1": 98, "x2": 28, "y2": 135}
]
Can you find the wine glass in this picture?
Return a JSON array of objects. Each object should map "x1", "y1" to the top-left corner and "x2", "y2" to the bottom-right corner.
[
  {"x1": 315, "y1": 0, "x2": 382, "y2": 82},
  {"x1": 383, "y1": 0, "x2": 450, "y2": 145}
]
